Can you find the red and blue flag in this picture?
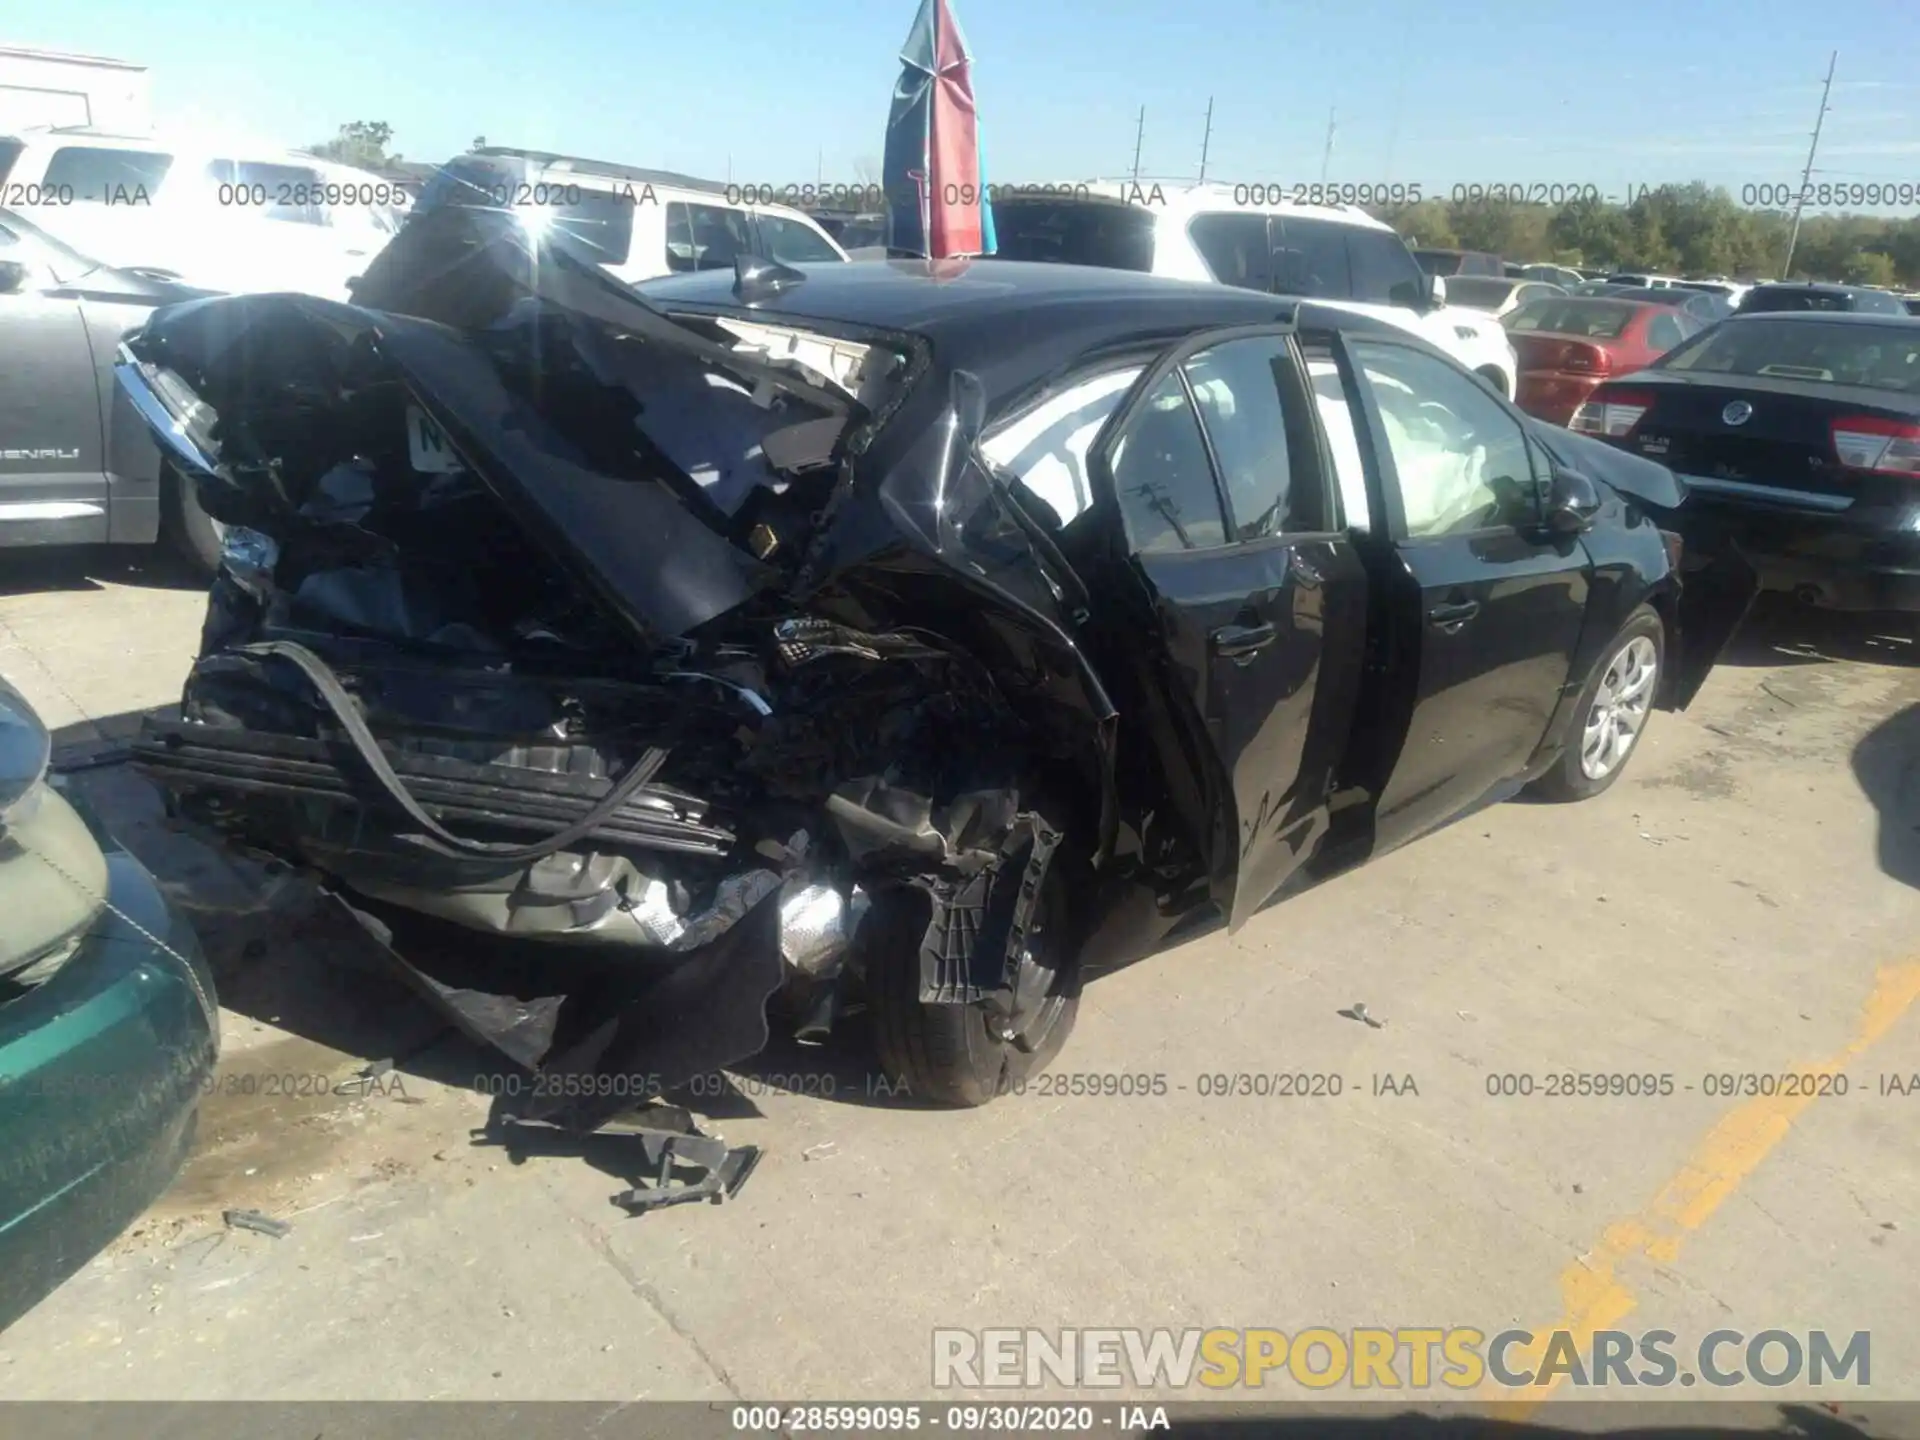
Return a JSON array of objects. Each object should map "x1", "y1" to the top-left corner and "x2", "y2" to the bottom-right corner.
[{"x1": 883, "y1": 0, "x2": 997, "y2": 259}]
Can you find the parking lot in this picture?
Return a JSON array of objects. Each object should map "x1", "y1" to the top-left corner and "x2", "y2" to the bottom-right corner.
[{"x1": 1, "y1": 543, "x2": 1918, "y2": 1410}]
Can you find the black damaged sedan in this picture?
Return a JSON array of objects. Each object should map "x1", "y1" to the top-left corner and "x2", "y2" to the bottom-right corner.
[{"x1": 111, "y1": 203, "x2": 1755, "y2": 1125}]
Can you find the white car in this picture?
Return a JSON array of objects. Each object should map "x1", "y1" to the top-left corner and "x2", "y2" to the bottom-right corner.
[
  {"x1": 0, "y1": 126, "x2": 405, "y2": 301},
  {"x1": 413, "y1": 147, "x2": 849, "y2": 287},
  {"x1": 987, "y1": 183, "x2": 1520, "y2": 398}
]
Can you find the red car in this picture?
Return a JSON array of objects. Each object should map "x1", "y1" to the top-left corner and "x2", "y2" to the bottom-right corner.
[{"x1": 1503, "y1": 297, "x2": 1708, "y2": 426}]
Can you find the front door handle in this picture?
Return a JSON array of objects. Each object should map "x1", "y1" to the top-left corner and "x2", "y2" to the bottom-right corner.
[
  {"x1": 1427, "y1": 599, "x2": 1481, "y2": 631},
  {"x1": 1211, "y1": 621, "x2": 1277, "y2": 661}
]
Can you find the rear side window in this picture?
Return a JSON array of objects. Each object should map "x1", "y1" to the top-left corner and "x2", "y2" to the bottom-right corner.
[
  {"x1": 755, "y1": 213, "x2": 841, "y2": 264},
  {"x1": 1646, "y1": 312, "x2": 1685, "y2": 351},
  {"x1": 208, "y1": 160, "x2": 324, "y2": 224},
  {"x1": 1269, "y1": 216, "x2": 1353, "y2": 299},
  {"x1": 981, "y1": 367, "x2": 1143, "y2": 527},
  {"x1": 40, "y1": 146, "x2": 174, "y2": 202},
  {"x1": 1108, "y1": 372, "x2": 1229, "y2": 553},
  {"x1": 666, "y1": 202, "x2": 752, "y2": 272},
  {"x1": 1182, "y1": 336, "x2": 1326, "y2": 538},
  {"x1": 1188, "y1": 213, "x2": 1273, "y2": 292},
  {"x1": 1347, "y1": 229, "x2": 1426, "y2": 306},
  {"x1": 0, "y1": 139, "x2": 22, "y2": 186},
  {"x1": 991, "y1": 200, "x2": 1156, "y2": 271}
]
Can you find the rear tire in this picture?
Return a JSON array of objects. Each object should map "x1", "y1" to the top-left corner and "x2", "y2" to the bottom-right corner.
[
  {"x1": 1528, "y1": 604, "x2": 1665, "y2": 802},
  {"x1": 866, "y1": 855, "x2": 1081, "y2": 1107},
  {"x1": 162, "y1": 465, "x2": 223, "y2": 580}
]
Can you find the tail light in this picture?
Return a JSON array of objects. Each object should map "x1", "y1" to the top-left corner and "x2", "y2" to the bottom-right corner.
[
  {"x1": 1569, "y1": 386, "x2": 1654, "y2": 438},
  {"x1": 1831, "y1": 416, "x2": 1920, "y2": 478},
  {"x1": 1559, "y1": 342, "x2": 1612, "y2": 376}
]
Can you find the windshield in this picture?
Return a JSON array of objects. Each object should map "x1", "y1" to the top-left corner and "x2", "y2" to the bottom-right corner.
[
  {"x1": 988, "y1": 200, "x2": 1156, "y2": 271},
  {"x1": 1441, "y1": 276, "x2": 1515, "y2": 308},
  {"x1": 1505, "y1": 299, "x2": 1639, "y2": 338},
  {"x1": 1658, "y1": 319, "x2": 1920, "y2": 393}
]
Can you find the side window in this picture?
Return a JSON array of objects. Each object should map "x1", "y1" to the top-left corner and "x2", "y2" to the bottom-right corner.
[
  {"x1": 1187, "y1": 213, "x2": 1274, "y2": 293},
  {"x1": 666, "y1": 201, "x2": 753, "y2": 272},
  {"x1": 981, "y1": 367, "x2": 1143, "y2": 528},
  {"x1": 1303, "y1": 350, "x2": 1374, "y2": 532},
  {"x1": 1349, "y1": 340, "x2": 1537, "y2": 539},
  {"x1": 1269, "y1": 216, "x2": 1353, "y2": 299},
  {"x1": 1107, "y1": 372, "x2": 1229, "y2": 554},
  {"x1": 1347, "y1": 229, "x2": 1426, "y2": 307},
  {"x1": 1646, "y1": 312, "x2": 1685, "y2": 351},
  {"x1": 1180, "y1": 336, "x2": 1325, "y2": 538},
  {"x1": 210, "y1": 160, "x2": 325, "y2": 224},
  {"x1": 40, "y1": 146, "x2": 174, "y2": 203},
  {"x1": 755, "y1": 214, "x2": 841, "y2": 264}
]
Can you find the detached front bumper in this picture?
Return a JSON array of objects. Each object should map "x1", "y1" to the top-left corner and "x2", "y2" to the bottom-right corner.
[
  {"x1": 1677, "y1": 477, "x2": 1920, "y2": 614},
  {"x1": 0, "y1": 789, "x2": 218, "y2": 1334}
]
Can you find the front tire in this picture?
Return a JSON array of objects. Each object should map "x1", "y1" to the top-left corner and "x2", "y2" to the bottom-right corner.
[
  {"x1": 1529, "y1": 604, "x2": 1665, "y2": 802},
  {"x1": 162, "y1": 465, "x2": 224, "y2": 580},
  {"x1": 865, "y1": 856, "x2": 1081, "y2": 1107}
]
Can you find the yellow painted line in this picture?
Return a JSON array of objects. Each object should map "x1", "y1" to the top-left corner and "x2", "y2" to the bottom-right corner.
[{"x1": 1480, "y1": 959, "x2": 1920, "y2": 1416}]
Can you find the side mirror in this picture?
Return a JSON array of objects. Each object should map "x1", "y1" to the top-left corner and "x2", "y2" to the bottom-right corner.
[
  {"x1": 0, "y1": 260, "x2": 28, "y2": 296},
  {"x1": 1544, "y1": 466, "x2": 1603, "y2": 535}
]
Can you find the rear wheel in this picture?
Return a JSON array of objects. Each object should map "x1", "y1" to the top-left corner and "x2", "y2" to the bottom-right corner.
[
  {"x1": 1529, "y1": 604, "x2": 1665, "y2": 802},
  {"x1": 865, "y1": 854, "x2": 1081, "y2": 1107},
  {"x1": 162, "y1": 465, "x2": 223, "y2": 580}
]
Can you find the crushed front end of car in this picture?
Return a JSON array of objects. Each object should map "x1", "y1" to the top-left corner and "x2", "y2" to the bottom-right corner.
[{"x1": 115, "y1": 203, "x2": 1118, "y2": 1128}]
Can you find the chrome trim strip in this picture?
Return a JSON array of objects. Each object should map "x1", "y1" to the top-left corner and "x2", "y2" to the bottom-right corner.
[
  {"x1": 1678, "y1": 474, "x2": 1854, "y2": 513},
  {"x1": 0, "y1": 501, "x2": 107, "y2": 521}
]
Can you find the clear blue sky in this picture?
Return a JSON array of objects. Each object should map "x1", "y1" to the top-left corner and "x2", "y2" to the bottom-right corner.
[{"x1": 13, "y1": 0, "x2": 1920, "y2": 204}]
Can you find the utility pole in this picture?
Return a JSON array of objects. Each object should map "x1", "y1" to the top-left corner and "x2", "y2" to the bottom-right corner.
[
  {"x1": 1782, "y1": 51, "x2": 1838, "y2": 279},
  {"x1": 1319, "y1": 106, "x2": 1337, "y2": 183},
  {"x1": 1130, "y1": 106, "x2": 1146, "y2": 186},
  {"x1": 1197, "y1": 96, "x2": 1214, "y2": 182}
]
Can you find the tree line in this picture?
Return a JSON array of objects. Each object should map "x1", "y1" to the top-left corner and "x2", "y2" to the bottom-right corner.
[{"x1": 1372, "y1": 182, "x2": 1920, "y2": 289}]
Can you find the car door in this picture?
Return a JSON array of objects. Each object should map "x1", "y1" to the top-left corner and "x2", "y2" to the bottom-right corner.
[
  {"x1": 0, "y1": 221, "x2": 109, "y2": 541},
  {"x1": 1332, "y1": 332, "x2": 1589, "y2": 854},
  {"x1": 1086, "y1": 326, "x2": 1371, "y2": 927}
]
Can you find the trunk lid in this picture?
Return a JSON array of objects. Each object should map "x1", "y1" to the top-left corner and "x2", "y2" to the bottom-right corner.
[
  {"x1": 1605, "y1": 373, "x2": 1911, "y2": 509},
  {"x1": 1512, "y1": 332, "x2": 1615, "y2": 377}
]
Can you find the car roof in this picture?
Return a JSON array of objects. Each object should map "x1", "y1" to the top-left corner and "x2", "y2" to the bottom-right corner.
[
  {"x1": 459, "y1": 146, "x2": 733, "y2": 198},
  {"x1": 1723, "y1": 309, "x2": 1920, "y2": 325},
  {"x1": 996, "y1": 185, "x2": 1394, "y2": 233},
  {"x1": 641, "y1": 259, "x2": 1416, "y2": 401}
]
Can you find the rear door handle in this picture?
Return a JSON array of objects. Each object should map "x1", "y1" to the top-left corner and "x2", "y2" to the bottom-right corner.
[
  {"x1": 1427, "y1": 600, "x2": 1481, "y2": 630},
  {"x1": 1211, "y1": 621, "x2": 1277, "y2": 661}
]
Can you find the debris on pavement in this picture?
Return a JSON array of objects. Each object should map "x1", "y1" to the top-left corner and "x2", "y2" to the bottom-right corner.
[
  {"x1": 1340, "y1": 1002, "x2": 1387, "y2": 1029},
  {"x1": 802, "y1": 1141, "x2": 839, "y2": 1161},
  {"x1": 613, "y1": 1134, "x2": 764, "y2": 1214},
  {"x1": 221, "y1": 1209, "x2": 292, "y2": 1239}
]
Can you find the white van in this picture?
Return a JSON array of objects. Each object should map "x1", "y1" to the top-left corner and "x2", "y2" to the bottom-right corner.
[
  {"x1": 415, "y1": 148, "x2": 848, "y2": 286},
  {"x1": 0, "y1": 126, "x2": 405, "y2": 300}
]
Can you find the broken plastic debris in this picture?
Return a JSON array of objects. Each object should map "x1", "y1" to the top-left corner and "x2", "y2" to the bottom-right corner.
[
  {"x1": 801, "y1": 1141, "x2": 839, "y2": 1161},
  {"x1": 612, "y1": 1134, "x2": 763, "y2": 1214},
  {"x1": 222, "y1": 1209, "x2": 291, "y2": 1239},
  {"x1": 1340, "y1": 1002, "x2": 1387, "y2": 1030}
]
